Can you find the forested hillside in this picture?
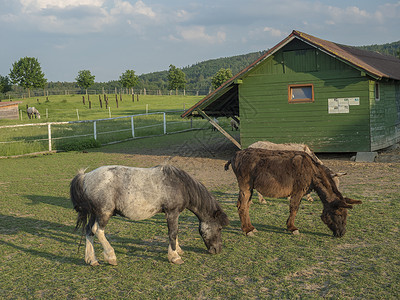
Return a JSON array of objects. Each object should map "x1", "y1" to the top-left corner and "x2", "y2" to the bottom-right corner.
[
  {"x1": 137, "y1": 51, "x2": 267, "y2": 93},
  {"x1": 358, "y1": 41, "x2": 400, "y2": 58},
  {"x1": 15, "y1": 40, "x2": 400, "y2": 96}
]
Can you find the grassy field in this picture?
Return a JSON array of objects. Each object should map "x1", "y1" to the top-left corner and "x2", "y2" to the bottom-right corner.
[
  {"x1": 0, "y1": 94, "x2": 213, "y2": 156},
  {"x1": 0, "y1": 131, "x2": 399, "y2": 299}
]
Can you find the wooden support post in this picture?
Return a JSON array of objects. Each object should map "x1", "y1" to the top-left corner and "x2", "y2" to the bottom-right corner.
[{"x1": 196, "y1": 109, "x2": 241, "y2": 149}]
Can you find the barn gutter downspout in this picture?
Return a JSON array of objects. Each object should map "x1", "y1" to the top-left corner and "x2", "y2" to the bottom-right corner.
[{"x1": 196, "y1": 109, "x2": 242, "y2": 149}]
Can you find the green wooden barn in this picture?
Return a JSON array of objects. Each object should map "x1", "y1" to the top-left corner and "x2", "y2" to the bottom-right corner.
[{"x1": 182, "y1": 30, "x2": 400, "y2": 152}]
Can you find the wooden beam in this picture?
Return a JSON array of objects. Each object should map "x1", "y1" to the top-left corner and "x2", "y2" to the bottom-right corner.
[{"x1": 197, "y1": 109, "x2": 241, "y2": 149}]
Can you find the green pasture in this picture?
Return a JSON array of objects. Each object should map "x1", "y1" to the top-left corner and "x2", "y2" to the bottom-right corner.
[
  {"x1": 0, "y1": 94, "x2": 218, "y2": 156},
  {"x1": 0, "y1": 131, "x2": 399, "y2": 299},
  {"x1": 1, "y1": 94, "x2": 202, "y2": 124}
]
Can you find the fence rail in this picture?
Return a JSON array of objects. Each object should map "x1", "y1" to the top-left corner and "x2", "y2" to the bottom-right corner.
[
  {"x1": 0, "y1": 112, "x2": 206, "y2": 157},
  {"x1": 0, "y1": 88, "x2": 211, "y2": 101}
]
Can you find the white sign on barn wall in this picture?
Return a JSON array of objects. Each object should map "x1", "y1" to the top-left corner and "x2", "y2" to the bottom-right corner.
[{"x1": 328, "y1": 97, "x2": 360, "y2": 114}]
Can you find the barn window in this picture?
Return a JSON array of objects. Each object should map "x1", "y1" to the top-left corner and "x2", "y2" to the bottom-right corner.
[
  {"x1": 288, "y1": 84, "x2": 314, "y2": 103},
  {"x1": 375, "y1": 82, "x2": 380, "y2": 101}
]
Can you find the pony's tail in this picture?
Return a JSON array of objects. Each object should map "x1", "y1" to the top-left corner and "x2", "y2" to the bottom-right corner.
[
  {"x1": 70, "y1": 169, "x2": 91, "y2": 233},
  {"x1": 224, "y1": 160, "x2": 231, "y2": 171}
]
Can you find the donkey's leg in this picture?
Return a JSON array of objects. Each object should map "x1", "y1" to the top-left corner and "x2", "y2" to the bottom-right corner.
[
  {"x1": 237, "y1": 188, "x2": 256, "y2": 235},
  {"x1": 286, "y1": 194, "x2": 303, "y2": 234},
  {"x1": 166, "y1": 211, "x2": 184, "y2": 264},
  {"x1": 85, "y1": 216, "x2": 99, "y2": 266},
  {"x1": 92, "y1": 220, "x2": 117, "y2": 266},
  {"x1": 257, "y1": 190, "x2": 267, "y2": 204}
]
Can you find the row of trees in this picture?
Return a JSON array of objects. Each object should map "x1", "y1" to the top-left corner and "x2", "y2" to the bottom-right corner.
[{"x1": 0, "y1": 57, "x2": 235, "y2": 97}]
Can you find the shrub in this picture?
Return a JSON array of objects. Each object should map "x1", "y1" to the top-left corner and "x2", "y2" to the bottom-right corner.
[{"x1": 55, "y1": 138, "x2": 101, "y2": 151}]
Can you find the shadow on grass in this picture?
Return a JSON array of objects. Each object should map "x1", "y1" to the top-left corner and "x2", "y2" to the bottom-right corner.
[
  {"x1": 0, "y1": 213, "x2": 82, "y2": 265},
  {"x1": 24, "y1": 195, "x2": 72, "y2": 209},
  {"x1": 0, "y1": 212, "x2": 207, "y2": 265}
]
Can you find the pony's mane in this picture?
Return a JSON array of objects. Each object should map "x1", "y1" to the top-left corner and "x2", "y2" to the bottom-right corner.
[{"x1": 160, "y1": 165, "x2": 228, "y2": 225}]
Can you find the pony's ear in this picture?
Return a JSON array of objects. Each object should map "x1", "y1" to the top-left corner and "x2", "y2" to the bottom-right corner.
[
  {"x1": 214, "y1": 209, "x2": 229, "y2": 227},
  {"x1": 344, "y1": 198, "x2": 362, "y2": 205}
]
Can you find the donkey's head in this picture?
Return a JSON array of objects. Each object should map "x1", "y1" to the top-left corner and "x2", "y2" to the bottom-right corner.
[
  {"x1": 199, "y1": 208, "x2": 229, "y2": 254},
  {"x1": 321, "y1": 197, "x2": 362, "y2": 237}
]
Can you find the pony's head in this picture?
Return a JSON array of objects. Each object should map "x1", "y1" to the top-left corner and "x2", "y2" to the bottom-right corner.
[
  {"x1": 321, "y1": 197, "x2": 362, "y2": 237},
  {"x1": 199, "y1": 208, "x2": 229, "y2": 254},
  {"x1": 37, "y1": 112, "x2": 41, "y2": 119}
]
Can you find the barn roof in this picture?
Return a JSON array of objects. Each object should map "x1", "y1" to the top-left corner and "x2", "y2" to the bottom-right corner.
[
  {"x1": 182, "y1": 30, "x2": 400, "y2": 118},
  {"x1": 0, "y1": 101, "x2": 23, "y2": 108}
]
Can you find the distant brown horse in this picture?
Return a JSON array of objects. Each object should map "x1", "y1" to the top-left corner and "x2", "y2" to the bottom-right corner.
[{"x1": 225, "y1": 148, "x2": 361, "y2": 237}]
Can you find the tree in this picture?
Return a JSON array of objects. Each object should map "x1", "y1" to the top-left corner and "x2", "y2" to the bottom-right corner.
[
  {"x1": 75, "y1": 70, "x2": 95, "y2": 94},
  {"x1": 211, "y1": 68, "x2": 233, "y2": 89},
  {"x1": 9, "y1": 57, "x2": 46, "y2": 98},
  {"x1": 0, "y1": 75, "x2": 12, "y2": 95},
  {"x1": 119, "y1": 70, "x2": 138, "y2": 94},
  {"x1": 167, "y1": 64, "x2": 187, "y2": 91}
]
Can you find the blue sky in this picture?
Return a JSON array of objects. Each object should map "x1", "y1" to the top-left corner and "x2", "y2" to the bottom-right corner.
[{"x1": 1, "y1": 0, "x2": 399, "y2": 82}]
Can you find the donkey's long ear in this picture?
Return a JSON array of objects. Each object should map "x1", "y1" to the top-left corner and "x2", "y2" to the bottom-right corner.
[
  {"x1": 344, "y1": 198, "x2": 362, "y2": 205},
  {"x1": 332, "y1": 199, "x2": 353, "y2": 209}
]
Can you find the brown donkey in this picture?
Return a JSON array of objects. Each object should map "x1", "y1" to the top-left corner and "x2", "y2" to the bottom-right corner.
[{"x1": 225, "y1": 148, "x2": 361, "y2": 237}]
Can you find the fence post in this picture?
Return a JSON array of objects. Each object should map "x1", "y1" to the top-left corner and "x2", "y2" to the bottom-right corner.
[
  {"x1": 76, "y1": 109, "x2": 79, "y2": 120},
  {"x1": 48, "y1": 123, "x2": 52, "y2": 151},
  {"x1": 46, "y1": 108, "x2": 48, "y2": 119},
  {"x1": 131, "y1": 116, "x2": 135, "y2": 138},
  {"x1": 108, "y1": 107, "x2": 111, "y2": 118},
  {"x1": 163, "y1": 112, "x2": 166, "y2": 134},
  {"x1": 146, "y1": 104, "x2": 148, "y2": 114},
  {"x1": 94, "y1": 121, "x2": 97, "y2": 140}
]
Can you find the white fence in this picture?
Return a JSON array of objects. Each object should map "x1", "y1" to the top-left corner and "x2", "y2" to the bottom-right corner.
[{"x1": 0, "y1": 112, "x2": 205, "y2": 156}]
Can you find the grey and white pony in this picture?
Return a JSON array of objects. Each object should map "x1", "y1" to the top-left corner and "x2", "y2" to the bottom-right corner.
[
  {"x1": 70, "y1": 164, "x2": 229, "y2": 265},
  {"x1": 27, "y1": 107, "x2": 40, "y2": 119}
]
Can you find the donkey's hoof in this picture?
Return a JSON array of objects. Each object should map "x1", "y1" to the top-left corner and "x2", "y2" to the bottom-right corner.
[
  {"x1": 171, "y1": 257, "x2": 184, "y2": 265},
  {"x1": 245, "y1": 228, "x2": 258, "y2": 236},
  {"x1": 108, "y1": 259, "x2": 118, "y2": 266},
  {"x1": 292, "y1": 230, "x2": 300, "y2": 235}
]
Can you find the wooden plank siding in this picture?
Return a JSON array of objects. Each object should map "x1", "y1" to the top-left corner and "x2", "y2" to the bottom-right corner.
[
  {"x1": 239, "y1": 45, "x2": 371, "y2": 152},
  {"x1": 370, "y1": 81, "x2": 400, "y2": 150},
  {"x1": 0, "y1": 103, "x2": 20, "y2": 120}
]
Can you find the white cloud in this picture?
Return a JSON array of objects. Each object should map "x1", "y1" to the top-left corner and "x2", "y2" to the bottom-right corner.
[
  {"x1": 263, "y1": 27, "x2": 285, "y2": 37},
  {"x1": 20, "y1": 0, "x2": 104, "y2": 12},
  {"x1": 176, "y1": 26, "x2": 226, "y2": 44},
  {"x1": 111, "y1": 0, "x2": 156, "y2": 18}
]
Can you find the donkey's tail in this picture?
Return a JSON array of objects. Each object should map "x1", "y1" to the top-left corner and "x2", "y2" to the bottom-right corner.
[
  {"x1": 224, "y1": 160, "x2": 231, "y2": 171},
  {"x1": 70, "y1": 169, "x2": 91, "y2": 233}
]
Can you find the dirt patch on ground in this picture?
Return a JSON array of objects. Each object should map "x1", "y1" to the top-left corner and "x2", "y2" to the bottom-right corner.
[{"x1": 114, "y1": 137, "x2": 400, "y2": 200}]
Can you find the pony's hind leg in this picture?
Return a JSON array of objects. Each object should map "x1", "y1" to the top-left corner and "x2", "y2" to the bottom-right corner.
[
  {"x1": 85, "y1": 216, "x2": 99, "y2": 266},
  {"x1": 92, "y1": 220, "x2": 117, "y2": 266}
]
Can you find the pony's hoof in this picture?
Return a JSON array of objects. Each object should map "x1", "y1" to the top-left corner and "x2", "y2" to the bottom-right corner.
[
  {"x1": 292, "y1": 230, "x2": 300, "y2": 235},
  {"x1": 89, "y1": 260, "x2": 100, "y2": 266},
  {"x1": 108, "y1": 259, "x2": 118, "y2": 266},
  {"x1": 171, "y1": 257, "x2": 184, "y2": 265}
]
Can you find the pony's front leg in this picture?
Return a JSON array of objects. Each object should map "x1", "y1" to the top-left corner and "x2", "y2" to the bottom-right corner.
[
  {"x1": 92, "y1": 221, "x2": 117, "y2": 266},
  {"x1": 166, "y1": 211, "x2": 184, "y2": 264},
  {"x1": 286, "y1": 194, "x2": 302, "y2": 234},
  {"x1": 237, "y1": 188, "x2": 256, "y2": 235}
]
